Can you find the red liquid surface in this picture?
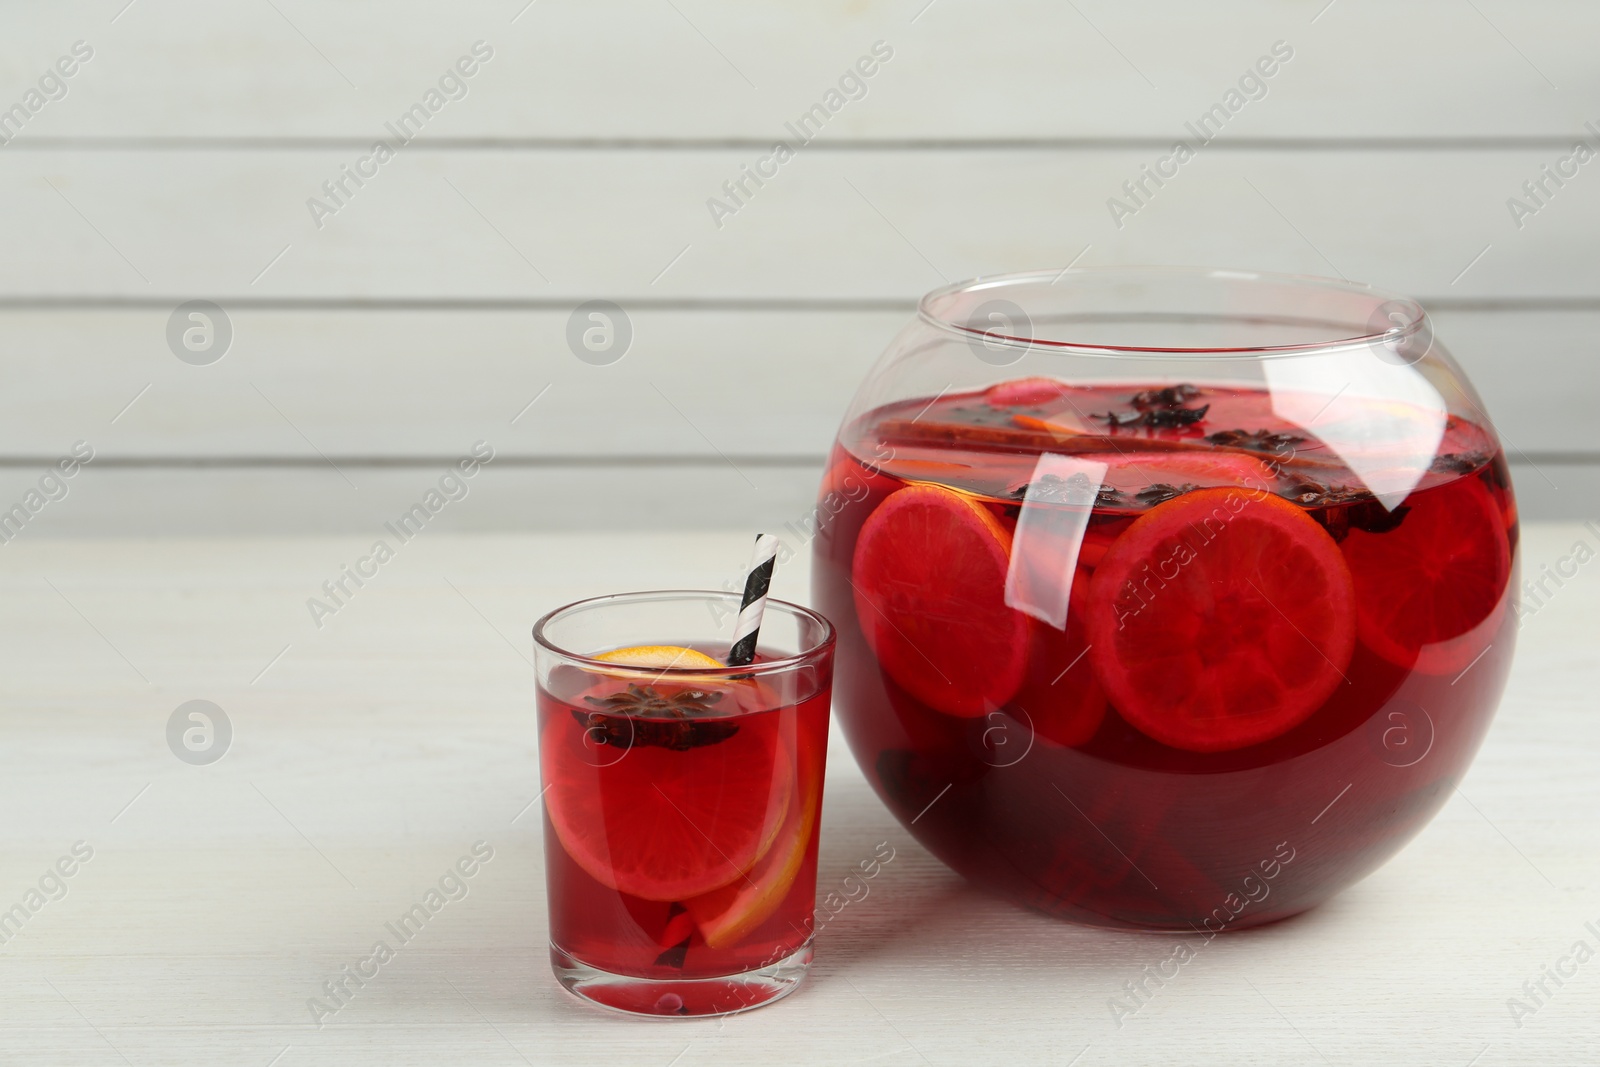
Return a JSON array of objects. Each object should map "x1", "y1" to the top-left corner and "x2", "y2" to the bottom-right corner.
[
  {"x1": 814, "y1": 380, "x2": 1518, "y2": 930},
  {"x1": 539, "y1": 651, "x2": 830, "y2": 992}
]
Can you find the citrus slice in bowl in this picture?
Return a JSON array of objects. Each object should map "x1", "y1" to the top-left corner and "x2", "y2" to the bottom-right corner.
[
  {"x1": 1339, "y1": 474, "x2": 1511, "y2": 675},
  {"x1": 985, "y1": 377, "x2": 1072, "y2": 408},
  {"x1": 851, "y1": 483, "x2": 1030, "y2": 717},
  {"x1": 1084, "y1": 487, "x2": 1356, "y2": 752},
  {"x1": 540, "y1": 705, "x2": 792, "y2": 901},
  {"x1": 684, "y1": 728, "x2": 824, "y2": 948}
]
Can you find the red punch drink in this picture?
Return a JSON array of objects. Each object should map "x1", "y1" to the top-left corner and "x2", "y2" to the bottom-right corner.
[
  {"x1": 533, "y1": 594, "x2": 833, "y2": 1015},
  {"x1": 814, "y1": 378, "x2": 1516, "y2": 930}
]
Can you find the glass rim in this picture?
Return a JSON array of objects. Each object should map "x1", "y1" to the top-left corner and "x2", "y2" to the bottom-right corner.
[
  {"x1": 917, "y1": 265, "x2": 1429, "y2": 359},
  {"x1": 532, "y1": 589, "x2": 836, "y2": 679}
]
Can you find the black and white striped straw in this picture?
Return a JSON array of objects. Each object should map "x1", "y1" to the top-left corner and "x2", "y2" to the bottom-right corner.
[{"x1": 726, "y1": 534, "x2": 780, "y2": 667}]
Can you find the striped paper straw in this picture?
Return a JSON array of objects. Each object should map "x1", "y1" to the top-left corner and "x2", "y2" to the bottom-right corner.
[{"x1": 726, "y1": 534, "x2": 780, "y2": 667}]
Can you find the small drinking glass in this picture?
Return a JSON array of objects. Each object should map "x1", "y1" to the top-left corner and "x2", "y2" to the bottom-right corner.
[{"x1": 532, "y1": 590, "x2": 834, "y2": 1016}]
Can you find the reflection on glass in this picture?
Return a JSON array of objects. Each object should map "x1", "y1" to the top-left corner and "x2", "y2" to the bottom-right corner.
[
  {"x1": 1006, "y1": 454, "x2": 1108, "y2": 630},
  {"x1": 1264, "y1": 347, "x2": 1448, "y2": 509}
]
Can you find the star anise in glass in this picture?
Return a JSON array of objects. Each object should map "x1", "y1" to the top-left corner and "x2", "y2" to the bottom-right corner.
[
  {"x1": 1205, "y1": 428, "x2": 1307, "y2": 453},
  {"x1": 575, "y1": 684, "x2": 738, "y2": 751}
]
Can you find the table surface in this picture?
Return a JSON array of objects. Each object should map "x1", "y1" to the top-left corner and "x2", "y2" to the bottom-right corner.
[{"x1": 0, "y1": 524, "x2": 1596, "y2": 1066}]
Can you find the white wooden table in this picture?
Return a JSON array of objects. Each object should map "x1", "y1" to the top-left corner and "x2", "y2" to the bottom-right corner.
[{"x1": 0, "y1": 525, "x2": 1595, "y2": 1065}]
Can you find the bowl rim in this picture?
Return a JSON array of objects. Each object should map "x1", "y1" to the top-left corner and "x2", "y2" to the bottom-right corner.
[{"x1": 916, "y1": 265, "x2": 1430, "y2": 359}]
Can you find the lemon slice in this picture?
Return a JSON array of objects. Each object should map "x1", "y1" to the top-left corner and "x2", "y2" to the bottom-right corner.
[{"x1": 594, "y1": 645, "x2": 724, "y2": 669}]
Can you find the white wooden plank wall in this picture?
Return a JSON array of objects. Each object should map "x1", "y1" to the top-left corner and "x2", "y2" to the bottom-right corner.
[{"x1": 1, "y1": 0, "x2": 1597, "y2": 531}]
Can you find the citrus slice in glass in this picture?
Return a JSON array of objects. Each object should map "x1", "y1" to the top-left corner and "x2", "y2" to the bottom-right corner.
[
  {"x1": 541, "y1": 700, "x2": 791, "y2": 902},
  {"x1": 1340, "y1": 474, "x2": 1511, "y2": 675},
  {"x1": 684, "y1": 729, "x2": 823, "y2": 948},
  {"x1": 594, "y1": 645, "x2": 723, "y2": 668},
  {"x1": 851, "y1": 483, "x2": 1029, "y2": 717},
  {"x1": 589, "y1": 644, "x2": 730, "y2": 689},
  {"x1": 1084, "y1": 487, "x2": 1356, "y2": 752}
]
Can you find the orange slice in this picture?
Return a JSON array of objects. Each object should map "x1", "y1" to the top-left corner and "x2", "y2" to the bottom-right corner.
[
  {"x1": 541, "y1": 711, "x2": 792, "y2": 901},
  {"x1": 851, "y1": 484, "x2": 1030, "y2": 717},
  {"x1": 591, "y1": 645, "x2": 728, "y2": 688},
  {"x1": 1084, "y1": 488, "x2": 1357, "y2": 752},
  {"x1": 985, "y1": 377, "x2": 1073, "y2": 408},
  {"x1": 1340, "y1": 474, "x2": 1512, "y2": 674},
  {"x1": 683, "y1": 730, "x2": 823, "y2": 948},
  {"x1": 594, "y1": 645, "x2": 724, "y2": 668}
]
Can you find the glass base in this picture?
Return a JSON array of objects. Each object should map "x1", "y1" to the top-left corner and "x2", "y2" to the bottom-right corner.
[{"x1": 551, "y1": 941, "x2": 813, "y2": 1017}]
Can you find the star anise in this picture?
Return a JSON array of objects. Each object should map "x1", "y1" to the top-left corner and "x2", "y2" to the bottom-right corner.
[
  {"x1": 575, "y1": 684, "x2": 738, "y2": 751},
  {"x1": 1010, "y1": 472, "x2": 1123, "y2": 507},
  {"x1": 1093, "y1": 384, "x2": 1209, "y2": 429},
  {"x1": 1205, "y1": 428, "x2": 1308, "y2": 453},
  {"x1": 1094, "y1": 406, "x2": 1211, "y2": 429},
  {"x1": 1135, "y1": 482, "x2": 1202, "y2": 506},
  {"x1": 1280, "y1": 479, "x2": 1374, "y2": 508},
  {"x1": 586, "y1": 683, "x2": 722, "y2": 717},
  {"x1": 1430, "y1": 451, "x2": 1489, "y2": 474},
  {"x1": 1130, "y1": 384, "x2": 1203, "y2": 409}
]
